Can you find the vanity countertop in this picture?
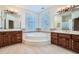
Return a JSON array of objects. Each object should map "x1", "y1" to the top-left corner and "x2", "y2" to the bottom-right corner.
[
  {"x1": 0, "y1": 29, "x2": 79, "y2": 35},
  {"x1": 0, "y1": 29, "x2": 22, "y2": 32},
  {"x1": 23, "y1": 29, "x2": 79, "y2": 35},
  {"x1": 23, "y1": 30, "x2": 79, "y2": 35},
  {"x1": 51, "y1": 30, "x2": 79, "y2": 35}
]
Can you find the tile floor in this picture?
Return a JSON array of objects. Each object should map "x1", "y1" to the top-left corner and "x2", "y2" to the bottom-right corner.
[{"x1": 0, "y1": 43, "x2": 76, "y2": 54}]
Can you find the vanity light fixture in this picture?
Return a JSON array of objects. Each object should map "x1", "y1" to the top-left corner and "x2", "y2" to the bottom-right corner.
[
  {"x1": 3, "y1": 9, "x2": 20, "y2": 17},
  {"x1": 57, "y1": 5, "x2": 79, "y2": 14},
  {"x1": 4, "y1": 9, "x2": 17, "y2": 15}
]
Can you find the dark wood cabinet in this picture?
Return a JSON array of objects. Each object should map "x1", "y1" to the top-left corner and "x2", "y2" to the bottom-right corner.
[
  {"x1": 58, "y1": 36, "x2": 66, "y2": 47},
  {"x1": 0, "y1": 32, "x2": 4, "y2": 47},
  {"x1": 16, "y1": 31, "x2": 22, "y2": 43},
  {"x1": 51, "y1": 32, "x2": 79, "y2": 52},
  {"x1": 72, "y1": 35, "x2": 79, "y2": 52},
  {"x1": 58, "y1": 33, "x2": 72, "y2": 49},
  {"x1": 3, "y1": 32, "x2": 10, "y2": 46},
  {"x1": 0, "y1": 31, "x2": 22, "y2": 47},
  {"x1": 51, "y1": 32, "x2": 58, "y2": 44},
  {"x1": 74, "y1": 17, "x2": 79, "y2": 31}
]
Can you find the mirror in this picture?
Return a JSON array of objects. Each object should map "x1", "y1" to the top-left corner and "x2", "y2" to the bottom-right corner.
[
  {"x1": 62, "y1": 14, "x2": 71, "y2": 30},
  {"x1": 0, "y1": 9, "x2": 21, "y2": 29},
  {"x1": 73, "y1": 17, "x2": 79, "y2": 31}
]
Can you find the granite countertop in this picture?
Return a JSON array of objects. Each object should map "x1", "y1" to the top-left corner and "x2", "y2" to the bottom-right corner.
[
  {"x1": 23, "y1": 30, "x2": 79, "y2": 35},
  {"x1": 0, "y1": 29, "x2": 79, "y2": 35},
  {"x1": 51, "y1": 30, "x2": 79, "y2": 35},
  {"x1": 0, "y1": 29, "x2": 22, "y2": 32}
]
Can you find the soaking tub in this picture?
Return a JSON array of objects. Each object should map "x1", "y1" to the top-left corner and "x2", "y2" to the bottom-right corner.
[{"x1": 23, "y1": 31, "x2": 51, "y2": 46}]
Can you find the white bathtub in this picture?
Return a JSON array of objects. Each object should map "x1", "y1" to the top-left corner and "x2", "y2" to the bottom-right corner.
[{"x1": 23, "y1": 32, "x2": 51, "y2": 46}]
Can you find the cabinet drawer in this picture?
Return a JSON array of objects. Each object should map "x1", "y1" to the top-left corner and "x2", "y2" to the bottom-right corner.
[
  {"x1": 72, "y1": 39, "x2": 79, "y2": 42},
  {"x1": 51, "y1": 38, "x2": 58, "y2": 44},
  {"x1": 51, "y1": 34, "x2": 57, "y2": 36},
  {"x1": 59, "y1": 34, "x2": 71, "y2": 39},
  {"x1": 51, "y1": 32, "x2": 58, "y2": 38},
  {"x1": 17, "y1": 39, "x2": 22, "y2": 42},
  {"x1": 72, "y1": 35, "x2": 79, "y2": 41},
  {"x1": 51, "y1": 32, "x2": 58, "y2": 36},
  {"x1": 72, "y1": 41, "x2": 79, "y2": 52},
  {"x1": 51, "y1": 36, "x2": 57, "y2": 39}
]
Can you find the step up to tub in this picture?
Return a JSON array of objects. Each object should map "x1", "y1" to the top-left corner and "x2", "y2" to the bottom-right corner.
[
  {"x1": 23, "y1": 39, "x2": 51, "y2": 46},
  {"x1": 23, "y1": 37, "x2": 51, "y2": 46},
  {"x1": 23, "y1": 32, "x2": 51, "y2": 46}
]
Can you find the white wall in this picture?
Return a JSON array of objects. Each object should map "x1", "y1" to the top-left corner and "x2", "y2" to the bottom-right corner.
[
  {"x1": 72, "y1": 10, "x2": 79, "y2": 19},
  {"x1": 45, "y1": 6, "x2": 62, "y2": 29},
  {"x1": 37, "y1": 6, "x2": 60, "y2": 30}
]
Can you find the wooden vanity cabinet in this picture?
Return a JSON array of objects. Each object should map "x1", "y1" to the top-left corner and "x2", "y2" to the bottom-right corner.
[
  {"x1": 51, "y1": 32, "x2": 79, "y2": 53},
  {"x1": 14, "y1": 31, "x2": 22, "y2": 43},
  {"x1": 58, "y1": 33, "x2": 72, "y2": 49},
  {"x1": 0, "y1": 31, "x2": 22, "y2": 47},
  {"x1": 51, "y1": 32, "x2": 58, "y2": 44},
  {"x1": 51, "y1": 32, "x2": 72, "y2": 49},
  {"x1": 3, "y1": 32, "x2": 10, "y2": 46},
  {"x1": 8, "y1": 31, "x2": 22, "y2": 44},
  {"x1": 72, "y1": 35, "x2": 79, "y2": 52},
  {"x1": 0, "y1": 32, "x2": 4, "y2": 47}
]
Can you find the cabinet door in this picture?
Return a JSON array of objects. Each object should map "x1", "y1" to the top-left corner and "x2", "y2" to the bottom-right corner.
[
  {"x1": 72, "y1": 35, "x2": 79, "y2": 52},
  {"x1": 65, "y1": 39, "x2": 69, "y2": 49},
  {"x1": 3, "y1": 32, "x2": 10, "y2": 46},
  {"x1": 51, "y1": 38, "x2": 58, "y2": 44},
  {"x1": 10, "y1": 31, "x2": 22, "y2": 44},
  {"x1": 58, "y1": 38, "x2": 71, "y2": 48},
  {"x1": 51, "y1": 37, "x2": 58, "y2": 44},
  {"x1": 15, "y1": 31, "x2": 22, "y2": 43},
  {"x1": 7, "y1": 32, "x2": 12, "y2": 45},
  {"x1": 68, "y1": 39, "x2": 72, "y2": 49},
  {"x1": 58, "y1": 34, "x2": 71, "y2": 49},
  {"x1": 0, "y1": 32, "x2": 4, "y2": 47},
  {"x1": 72, "y1": 40, "x2": 79, "y2": 52},
  {"x1": 58, "y1": 38, "x2": 66, "y2": 47},
  {"x1": 51, "y1": 32, "x2": 58, "y2": 44},
  {"x1": 11, "y1": 32, "x2": 17, "y2": 44}
]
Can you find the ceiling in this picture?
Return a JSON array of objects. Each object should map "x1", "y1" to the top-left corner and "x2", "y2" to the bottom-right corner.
[
  {"x1": 23, "y1": 5, "x2": 66, "y2": 13},
  {"x1": 2, "y1": 5, "x2": 66, "y2": 13},
  {"x1": 24, "y1": 5, "x2": 52, "y2": 12}
]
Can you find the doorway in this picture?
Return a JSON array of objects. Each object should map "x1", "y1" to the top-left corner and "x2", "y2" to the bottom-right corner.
[
  {"x1": 9, "y1": 20, "x2": 14, "y2": 29},
  {"x1": 74, "y1": 17, "x2": 79, "y2": 31}
]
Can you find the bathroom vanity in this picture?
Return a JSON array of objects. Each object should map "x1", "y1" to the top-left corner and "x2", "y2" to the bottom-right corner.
[
  {"x1": 51, "y1": 30, "x2": 79, "y2": 53},
  {"x1": 0, "y1": 29, "x2": 22, "y2": 47}
]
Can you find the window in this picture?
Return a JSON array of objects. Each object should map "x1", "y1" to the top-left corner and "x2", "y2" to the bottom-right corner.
[
  {"x1": 25, "y1": 11, "x2": 49, "y2": 31},
  {"x1": 40, "y1": 11, "x2": 49, "y2": 30},
  {"x1": 25, "y1": 14, "x2": 36, "y2": 31}
]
